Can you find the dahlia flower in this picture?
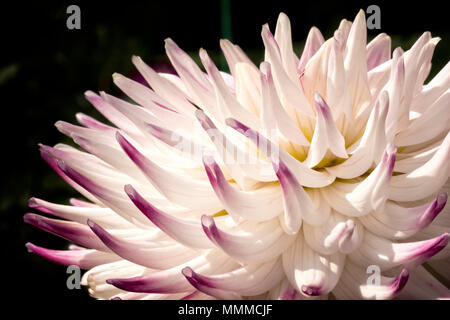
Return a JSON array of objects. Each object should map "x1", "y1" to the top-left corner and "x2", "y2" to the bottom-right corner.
[{"x1": 25, "y1": 10, "x2": 450, "y2": 300}]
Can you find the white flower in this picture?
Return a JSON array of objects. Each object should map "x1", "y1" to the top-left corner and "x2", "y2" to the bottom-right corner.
[{"x1": 25, "y1": 10, "x2": 450, "y2": 300}]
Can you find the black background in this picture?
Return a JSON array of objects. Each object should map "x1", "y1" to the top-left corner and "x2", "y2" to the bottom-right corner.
[{"x1": 1, "y1": 0, "x2": 449, "y2": 303}]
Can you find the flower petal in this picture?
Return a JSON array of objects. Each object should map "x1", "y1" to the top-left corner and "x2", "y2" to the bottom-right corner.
[
  {"x1": 125, "y1": 184, "x2": 215, "y2": 249},
  {"x1": 348, "y1": 230, "x2": 450, "y2": 270},
  {"x1": 183, "y1": 258, "x2": 283, "y2": 297},
  {"x1": 305, "y1": 93, "x2": 348, "y2": 168},
  {"x1": 389, "y1": 132, "x2": 450, "y2": 202},
  {"x1": 88, "y1": 220, "x2": 200, "y2": 269},
  {"x1": 25, "y1": 243, "x2": 118, "y2": 269},
  {"x1": 201, "y1": 215, "x2": 295, "y2": 264},
  {"x1": 332, "y1": 260, "x2": 409, "y2": 300},
  {"x1": 282, "y1": 235, "x2": 345, "y2": 297},
  {"x1": 359, "y1": 194, "x2": 447, "y2": 240}
]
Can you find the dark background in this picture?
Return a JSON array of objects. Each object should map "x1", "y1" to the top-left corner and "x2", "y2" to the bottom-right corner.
[{"x1": 1, "y1": 0, "x2": 449, "y2": 302}]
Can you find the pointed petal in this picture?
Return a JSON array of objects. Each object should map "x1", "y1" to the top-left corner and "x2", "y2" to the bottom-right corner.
[
  {"x1": 131, "y1": 55, "x2": 197, "y2": 116},
  {"x1": 344, "y1": 10, "x2": 372, "y2": 117},
  {"x1": 23, "y1": 213, "x2": 110, "y2": 252},
  {"x1": 260, "y1": 62, "x2": 310, "y2": 146},
  {"x1": 262, "y1": 24, "x2": 314, "y2": 118},
  {"x1": 298, "y1": 27, "x2": 325, "y2": 73},
  {"x1": 199, "y1": 48, "x2": 261, "y2": 129},
  {"x1": 274, "y1": 12, "x2": 299, "y2": 83},
  {"x1": 366, "y1": 33, "x2": 391, "y2": 71},
  {"x1": 25, "y1": 243, "x2": 118, "y2": 269},
  {"x1": 164, "y1": 38, "x2": 217, "y2": 114},
  {"x1": 182, "y1": 267, "x2": 242, "y2": 299},
  {"x1": 305, "y1": 93, "x2": 348, "y2": 168},
  {"x1": 220, "y1": 39, "x2": 258, "y2": 77},
  {"x1": 28, "y1": 197, "x2": 134, "y2": 229}
]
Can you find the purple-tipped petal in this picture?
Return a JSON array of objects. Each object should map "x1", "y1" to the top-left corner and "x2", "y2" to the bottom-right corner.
[
  {"x1": 87, "y1": 219, "x2": 198, "y2": 269},
  {"x1": 349, "y1": 231, "x2": 450, "y2": 270},
  {"x1": 182, "y1": 267, "x2": 241, "y2": 300},
  {"x1": 201, "y1": 214, "x2": 294, "y2": 264},
  {"x1": 24, "y1": 213, "x2": 110, "y2": 252},
  {"x1": 125, "y1": 184, "x2": 214, "y2": 249},
  {"x1": 25, "y1": 242, "x2": 117, "y2": 269}
]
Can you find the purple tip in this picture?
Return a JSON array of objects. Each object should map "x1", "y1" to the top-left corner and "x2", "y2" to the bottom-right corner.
[
  {"x1": 182, "y1": 267, "x2": 194, "y2": 278},
  {"x1": 25, "y1": 242, "x2": 34, "y2": 253},
  {"x1": 86, "y1": 219, "x2": 95, "y2": 229},
  {"x1": 301, "y1": 285, "x2": 322, "y2": 297},
  {"x1": 418, "y1": 193, "x2": 447, "y2": 229},
  {"x1": 391, "y1": 268, "x2": 409, "y2": 295},
  {"x1": 28, "y1": 197, "x2": 38, "y2": 208},
  {"x1": 201, "y1": 215, "x2": 219, "y2": 243}
]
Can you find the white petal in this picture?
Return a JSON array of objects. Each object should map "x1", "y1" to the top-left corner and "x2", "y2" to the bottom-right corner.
[
  {"x1": 390, "y1": 132, "x2": 450, "y2": 201},
  {"x1": 282, "y1": 235, "x2": 345, "y2": 297}
]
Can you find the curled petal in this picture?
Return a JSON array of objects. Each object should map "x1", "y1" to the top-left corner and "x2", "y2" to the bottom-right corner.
[
  {"x1": 106, "y1": 251, "x2": 234, "y2": 293},
  {"x1": 182, "y1": 267, "x2": 241, "y2": 300},
  {"x1": 322, "y1": 144, "x2": 396, "y2": 216},
  {"x1": 348, "y1": 231, "x2": 450, "y2": 271},
  {"x1": 274, "y1": 157, "x2": 329, "y2": 233},
  {"x1": 203, "y1": 156, "x2": 283, "y2": 222},
  {"x1": 55, "y1": 159, "x2": 153, "y2": 228},
  {"x1": 304, "y1": 211, "x2": 363, "y2": 255},
  {"x1": 125, "y1": 184, "x2": 214, "y2": 249},
  {"x1": 359, "y1": 194, "x2": 447, "y2": 240},
  {"x1": 183, "y1": 259, "x2": 283, "y2": 297},
  {"x1": 326, "y1": 91, "x2": 388, "y2": 179},
  {"x1": 201, "y1": 215, "x2": 295, "y2": 264},
  {"x1": 117, "y1": 132, "x2": 221, "y2": 210},
  {"x1": 389, "y1": 132, "x2": 450, "y2": 202},
  {"x1": 332, "y1": 260, "x2": 409, "y2": 300},
  {"x1": 282, "y1": 235, "x2": 345, "y2": 297},
  {"x1": 226, "y1": 117, "x2": 335, "y2": 188},
  {"x1": 88, "y1": 220, "x2": 200, "y2": 269},
  {"x1": 396, "y1": 265, "x2": 450, "y2": 299}
]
